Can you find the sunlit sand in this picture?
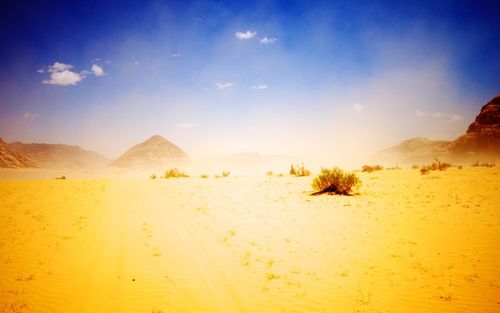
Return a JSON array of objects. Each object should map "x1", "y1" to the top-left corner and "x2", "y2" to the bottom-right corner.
[{"x1": 1, "y1": 167, "x2": 499, "y2": 312}]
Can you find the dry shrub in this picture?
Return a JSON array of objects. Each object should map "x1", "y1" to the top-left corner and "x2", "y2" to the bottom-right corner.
[
  {"x1": 361, "y1": 165, "x2": 383, "y2": 173},
  {"x1": 472, "y1": 162, "x2": 495, "y2": 167},
  {"x1": 200, "y1": 174, "x2": 209, "y2": 178},
  {"x1": 420, "y1": 159, "x2": 451, "y2": 175},
  {"x1": 163, "y1": 168, "x2": 189, "y2": 178},
  {"x1": 55, "y1": 176, "x2": 66, "y2": 180},
  {"x1": 312, "y1": 167, "x2": 361, "y2": 195},
  {"x1": 266, "y1": 171, "x2": 273, "y2": 177},
  {"x1": 290, "y1": 163, "x2": 311, "y2": 177},
  {"x1": 150, "y1": 174, "x2": 157, "y2": 179}
]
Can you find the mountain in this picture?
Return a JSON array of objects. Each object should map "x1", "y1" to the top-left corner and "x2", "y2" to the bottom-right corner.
[
  {"x1": 374, "y1": 137, "x2": 451, "y2": 165},
  {"x1": 375, "y1": 95, "x2": 500, "y2": 165},
  {"x1": 8, "y1": 141, "x2": 110, "y2": 169},
  {"x1": 111, "y1": 135, "x2": 189, "y2": 168},
  {"x1": 448, "y1": 95, "x2": 500, "y2": 158},
  {"x1": 0, "y1": 138, "x2": 38, "y2": 168}
]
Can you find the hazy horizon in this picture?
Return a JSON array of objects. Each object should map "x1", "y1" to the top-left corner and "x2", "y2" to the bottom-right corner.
[{"x1": 1, "y1": 1, "x2": 499, "y2": 164}]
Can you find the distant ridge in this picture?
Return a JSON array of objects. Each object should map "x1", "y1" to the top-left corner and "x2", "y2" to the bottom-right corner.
[
  {"x1": 111, "y1": 135, "x2": 189, "y2": 168},
  {"x1": 8, "y1": 141, "x2": 110, "y2": 169},
  {"x1": 375, "y1": 95, "x2": 500, "y2": 165},
  {"x1": 0, "y1": 138, "x2": 37, "y2": 168}
]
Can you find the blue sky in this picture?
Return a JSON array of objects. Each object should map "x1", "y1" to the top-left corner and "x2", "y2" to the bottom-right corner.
[{"x1": 0, "y1": 0, "x2": 499, "y2": 163}]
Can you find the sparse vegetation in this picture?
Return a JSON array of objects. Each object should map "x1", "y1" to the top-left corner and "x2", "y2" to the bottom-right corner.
[
  {"x1": 200, "y1": 174, "x2": 209, "y2": 178},
  {"x1": 150, "y1": 174, "x2": 157, "y2": 179},
  {"x1": 386, "y1": 165, "x2": 401, "y2": 170},
  {"x1": 162, "y1": 168, "x2": 189, "y2": 178},
  {"x1": 55, "y1": 176, "x2": 66, "y2": 180},
  {"x1": 361, "y1": 165, "x2": 383, "y2": 173},
  {"x1": 290, "y1": 163, "x2": 311, "y2": 177},
  {"x1": 420, "y1": 159, "x2": 451, "y2": 175},
  {"x1": 472, "y1": 161, "x2": 495, "y2": 167},
  {"x1": 266, "y1": 171, "x2": 273, "y2": 177},
  {"x1": 411, "y1": 164, "x2": 420, "y2": 169},
  {"x1": 311, "y1": 167, "x2": 361, "y2": 195},
  {"x1": 215, "y1": 171, "x2": 231, "y2": 178}
]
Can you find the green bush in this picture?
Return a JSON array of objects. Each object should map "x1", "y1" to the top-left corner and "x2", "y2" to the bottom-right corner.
[
  {"x1": 163, "y1": 168, "x2": 189, "y2": 178},
  {"x1": 312, "y1": 167, "x2": 361, "y2": 195}
]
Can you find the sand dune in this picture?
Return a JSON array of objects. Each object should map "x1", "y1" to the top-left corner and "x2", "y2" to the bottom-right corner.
[{"x1": 0, "y1": 167, "x2": 499, "y2": 312}]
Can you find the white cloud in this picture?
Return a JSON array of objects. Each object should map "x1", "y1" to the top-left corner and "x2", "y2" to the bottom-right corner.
[
  {"x1": 23, "y1": 112, "x2": 39, "y2": 120},
  {"x1": 91, "y1": 64, "x2": 105, "y2": 77},
  {"x1": 48, "y1": 62, "x2": 73, "y2": 73},
  {"x1": 172, "y1": 53, "x2": 181, "y2": 57},
  {"x1": 176, "y1": 123, "x2": 195, "y2": 128},
  {"x1": 216, "y1": 82, "x2": 233, "y2": 89},
  {"x1": 352, "y1": 103, "x2": 363, "y2": 112},
  {"x1": 251, "y1": 84, "x2": 268, "y2": 90},
  {"x1": 432, "y1": 112, "x2": 444, "y2": 117},
  {"x1": 40, "y1": 62, "x2": 82, "y2": 86},
  {"x1": 260, "y1": 37, "x2": 276, "y2": 44},
  {"x1": 415, "y1": 110, "x2": 426, "y2": 116},
  {"x1": 448, "y1": 114, "x2": 464, "y2": 123},
  {"x1": 39, "y1": 61, "x2": 107, "y2": 86},
  {"x1": 235, "y1": 30, "x2": 256, "y2": 40}
]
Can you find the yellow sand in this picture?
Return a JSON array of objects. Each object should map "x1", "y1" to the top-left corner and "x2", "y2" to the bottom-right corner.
[{"x1": 0, "y1": 167, "x2": 499, "y2": 312}]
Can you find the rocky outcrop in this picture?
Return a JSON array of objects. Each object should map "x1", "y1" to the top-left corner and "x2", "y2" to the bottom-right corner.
[
  {"x1": 8, "y1": 142, "x2": 110, "y2": 169},
  {"x1": 448, "y1": 95, "x2": 500, "y2": 157},
  {"x1": 0, "y1": 138, "x2": 38, "y2": 168}
]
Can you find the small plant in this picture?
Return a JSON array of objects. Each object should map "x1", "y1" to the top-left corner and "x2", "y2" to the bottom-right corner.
[
  {"x1": 222, "y1": 171, "x2": 230, "y2": 177},
  {"x1": 311, "y1": 167, "x2": 361, "y2": 195},
  {"x1": 361, "y1": 165, "x2": 383, "y2": 173},
  {"x1": 420, "y1": 167, "x2": 431, "y2": 175},
  {"x1": 150, "y1": 174, "x2": 157, "y2": 179},
  {"x1": 162, "y1": 168, "x2": 189, "y2": 178},
  {"x1": 387, "y1": 165, "x2": 401, "y2": 170},
  {"x1": 55, "y1": 176, "x2": 66, "y2": 180},
  {"x1": 200, "y1": 174, "x2": 209, "y2": 178},
  {"x1": 411, "y1": 164, "x2": 420, "y2": 169},
  {"x1": 420, "y1": 159, "x2": 451, "y2": 175},
  {"x1": 290, "y1": 163, "x2": 311, "y2": 177},
  {"x1": 266, "y1": 171, "x2": 273, "y2": 177}
]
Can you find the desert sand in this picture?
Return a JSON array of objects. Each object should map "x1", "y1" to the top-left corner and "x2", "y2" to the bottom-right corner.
[{"x1": 0, "y1": 167, "x2": 499, "y2": 312}]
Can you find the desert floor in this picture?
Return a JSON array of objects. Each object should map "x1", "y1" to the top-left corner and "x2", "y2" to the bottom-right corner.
[{"x1": 0, "y1": 167, "x2": 499, "y2": 313}]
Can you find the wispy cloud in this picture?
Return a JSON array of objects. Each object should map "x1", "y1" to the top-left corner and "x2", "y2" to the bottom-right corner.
[
  {"x1": 235, "y1": 30, "x2": 256, "y2": 40},
  {"x1": 448, "y1": 114, "x2": 464, "y2": 123},
  {"x1": 432, "y1": 112, "x2": 444, "y2": 117},
  {"x1": 172, "y1": 53, "x2": 182, "y2": 57},
  {"x1": 251, "y1": 84, "x2": 268, "y2": 90},
  {"x1": 216, "y1": 82, "x2": 233, "y2": 89},
  {"x1": 91, "y1": 64, "x2": 105, "y2": 77},
  {"x1": 415, "y1": 110, "x2": 426, "y2": 116},
  {"x1": 176, "y1": 123, "x2": 195, "y2": 128},
  {"x1": 259, "y1": 37, "x2": 276, "y2": 44},
  {"x1": 351, "y1": 103, "x2": 363, "y2": 112},
  {"x1": 23, "y1": 112, "x2": 39, "y2": 120}
]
